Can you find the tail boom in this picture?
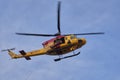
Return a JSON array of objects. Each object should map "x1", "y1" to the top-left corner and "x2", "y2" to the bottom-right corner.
[{"x1": 4, "y1": 48, "x2": 47, "y2": 60}]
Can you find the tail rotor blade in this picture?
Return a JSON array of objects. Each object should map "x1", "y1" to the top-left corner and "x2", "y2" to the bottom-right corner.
[{"x1": 1, "y1": 48, "x2": 15, "y2": 52}]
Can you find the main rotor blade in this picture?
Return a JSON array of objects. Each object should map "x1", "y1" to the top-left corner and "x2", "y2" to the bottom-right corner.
[
  {"x1": 57, "y1": 1, "x2": 61, "y2": 35},
  {"x1": 63, "y1": 32, "x2": 105, "y2": 36},
  {"x1": 16, "y1": 33, "x2": 57, "y2": 37}
]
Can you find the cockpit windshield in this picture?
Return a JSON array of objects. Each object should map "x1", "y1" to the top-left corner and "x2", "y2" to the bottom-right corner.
[{"x1": 70, "y1": 35, "x2": 76, "y2": 39}]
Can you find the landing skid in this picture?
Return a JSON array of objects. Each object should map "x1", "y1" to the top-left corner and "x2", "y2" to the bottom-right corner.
[{"x1": 54, "y1": 52, "x2": 80, "y2": 62}]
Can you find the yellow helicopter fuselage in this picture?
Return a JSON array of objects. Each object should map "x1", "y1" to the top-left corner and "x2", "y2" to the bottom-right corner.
[
  {"x1": 43, "y1": 35, "x2": 86, "y2": 55},
  {"x1": 6, "y1": 35, "x2": 86, "y2": 60}
]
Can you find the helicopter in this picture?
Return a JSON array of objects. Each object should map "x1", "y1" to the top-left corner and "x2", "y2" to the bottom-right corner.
[{"x1": 2, "y1": 1, "x2": 104, "y2": 61}]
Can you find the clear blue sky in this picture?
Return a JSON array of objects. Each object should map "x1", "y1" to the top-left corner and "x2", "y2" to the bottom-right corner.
[{"x1": 0, "y1": 0, "x2": 120, "y2": 80}]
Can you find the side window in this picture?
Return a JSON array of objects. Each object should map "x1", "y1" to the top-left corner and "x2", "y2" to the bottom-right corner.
[
  {"x1": 61, "y1": 37, "x2": 65, "y2": 43},
  {"x1": 54, "y1": 37, "x2": 65, "y2": 44},
  {"x1": 54, "y1": 39, "x2": 61, "y2": 44},
  {"x1": 70, "y1": 35, "x2": 76, "y2": 39}
]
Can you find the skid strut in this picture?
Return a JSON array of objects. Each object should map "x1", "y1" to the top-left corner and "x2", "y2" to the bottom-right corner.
[{"x1": 54, "y1": 52, "x2": 80, "y2": 62}]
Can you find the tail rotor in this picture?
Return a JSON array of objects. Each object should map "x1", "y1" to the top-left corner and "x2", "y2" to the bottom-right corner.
[{"x1": 1, "y1": 48, "x2": 15, "y2": 52}]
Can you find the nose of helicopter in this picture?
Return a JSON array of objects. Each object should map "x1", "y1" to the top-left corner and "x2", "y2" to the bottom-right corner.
[{"x1": 78, "y1": 38, "x2": 86, "y2": 45}]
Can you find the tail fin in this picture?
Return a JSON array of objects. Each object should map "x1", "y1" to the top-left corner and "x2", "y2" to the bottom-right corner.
[{"x1": 1, "y1": 48, "x2": 18, "y2": 59}]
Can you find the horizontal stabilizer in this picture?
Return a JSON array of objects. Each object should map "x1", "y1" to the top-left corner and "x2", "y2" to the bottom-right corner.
[
  {"x1": 19, "y1": 50, "x2": 31, "y2": 60},
  {"x1": 24, "y1": 56, "x2": 31, "y2": 60},
  {"x1": 19, "y1": 50, "x2": 26, "y2": 55}
]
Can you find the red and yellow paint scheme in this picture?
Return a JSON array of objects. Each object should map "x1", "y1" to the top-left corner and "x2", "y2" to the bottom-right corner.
[{"x1": 6, "y1": 35, "x2": 86, "y2": 60}]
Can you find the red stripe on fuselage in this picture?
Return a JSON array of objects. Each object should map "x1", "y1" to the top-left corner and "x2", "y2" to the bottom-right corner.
[{"x1": 42, "y1": 35, "x2": 64, "y2": 46}]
